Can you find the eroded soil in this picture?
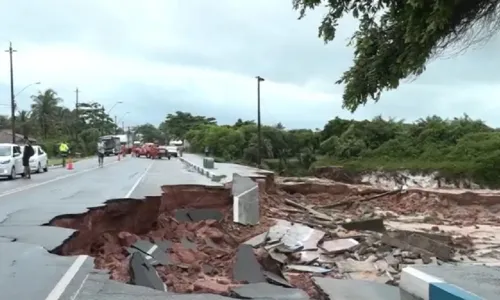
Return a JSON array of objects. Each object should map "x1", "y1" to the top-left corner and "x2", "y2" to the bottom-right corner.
[
  {"x1": 48, "y1": 185, "x2": 276, "y2": 295},
  {"x1": 46, "y1": 175, "x2": 500, "y2": 298}
]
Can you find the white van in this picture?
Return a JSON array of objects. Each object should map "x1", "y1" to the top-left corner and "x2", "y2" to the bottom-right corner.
[{"x1": 0, "y1": 143, "x2": 24, "y2": 180}]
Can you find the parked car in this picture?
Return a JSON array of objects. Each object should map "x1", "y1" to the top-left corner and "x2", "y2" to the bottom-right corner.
[
  {"x1": 0, "y1": 143, "x2": 24, "y2": 180},
  {"x1": 165, "y1": 145, "x2": 178, "y2": 157},
  {"x1": 21, "y1": 145, "x2": 49, "y2": 173}
]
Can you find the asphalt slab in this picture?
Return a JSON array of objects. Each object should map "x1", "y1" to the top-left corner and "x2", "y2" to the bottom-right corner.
[{"x1": 0, "y1": 156, "x2": 232, "y2": 300}]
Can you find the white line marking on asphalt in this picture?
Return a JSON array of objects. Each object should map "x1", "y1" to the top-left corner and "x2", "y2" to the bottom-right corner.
[
  {"x1": 44, "y1": 160, "x2": 154, "y2": 300},
  {"x1": 147, "y1": 244, "x2": 158, "y2": 255},
  {"x1": 44, "y1": 255, "x2": 88, "y2": 300},
  {"x1": 124, "y1": 162, "x2": 154, "y2": 198},
  {"x1": 69, "y1": 274, "x2": 89, "y2": 300},
  {"x1": 0, "y1": 160, "x2": 121, "y2": 198}
]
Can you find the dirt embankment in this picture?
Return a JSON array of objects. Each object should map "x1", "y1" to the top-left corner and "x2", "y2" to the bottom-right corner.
[
  {"x1": 278, "y1": 176, "x2": 500, "y2": 226},
  {"x1": 314, "y1": 166, "x2": 482, "y2": 190}
]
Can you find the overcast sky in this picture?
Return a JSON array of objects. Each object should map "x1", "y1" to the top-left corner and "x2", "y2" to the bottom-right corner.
[{"x1": 0, "y1": 0, "x2": 499, "y2": 129}]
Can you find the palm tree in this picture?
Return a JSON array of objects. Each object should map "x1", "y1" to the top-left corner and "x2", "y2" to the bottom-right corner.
[
  {"x1": 16, "y1": 110, "x2": 32, "y2": 137},
  {"x1": 31, "y1": 89, "x2": 62, "y2": 139}
]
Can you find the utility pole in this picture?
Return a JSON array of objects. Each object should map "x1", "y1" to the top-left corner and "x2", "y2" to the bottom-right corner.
[
  {"x1": 5, "y1": 42, "x2": 17, "y2": 143},
  {"x1": 256, "y1": 76, "x2": 265, "y2": 167},
  {"x1": 114, "y1": 115, "x2": 117, "y2": 134},
  {"x1": 75, "y1": 87, "x2": 79, "y2": 121}
]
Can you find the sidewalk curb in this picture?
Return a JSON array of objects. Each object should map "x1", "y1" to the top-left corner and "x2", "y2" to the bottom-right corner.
[
  {"x1": 400, "y1": 266, "x2": 481, "y2": 300},
  {"x1": 179, "y1": 156, "x2": 220, "y2": 181}
]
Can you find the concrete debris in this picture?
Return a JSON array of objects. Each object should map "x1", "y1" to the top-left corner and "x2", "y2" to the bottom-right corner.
[
  {"x1": 230, "y1": 282, "x2": 310, "y2": 300},
  {"x1": 342, "y1": 218, "x2": 386, "y2": 232},
  {"x1": 233, "y1": 244, "x2": 266, "y2": 283},
  {"x1": 312, "y1": 277, "x2": 400, "y2": 300},
  {"x1": 129, "y1": 252, "x2": 166, "y2": 291},
  {"x1": 286, "y1": 265, "x2": 332, "y2": 273},
  {"x1": 46, "y1": 170, "x2": 500, "y2": 299}
]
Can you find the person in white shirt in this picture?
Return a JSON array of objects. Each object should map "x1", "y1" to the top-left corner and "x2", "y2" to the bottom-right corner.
[{"x1": 97, "y1": 141, "x2": 105, "y2": 167}]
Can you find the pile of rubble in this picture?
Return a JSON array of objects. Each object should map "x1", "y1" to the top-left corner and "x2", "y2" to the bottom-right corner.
[{"x1": 46, "y1": 174, "x2": 500, "y2": 299}]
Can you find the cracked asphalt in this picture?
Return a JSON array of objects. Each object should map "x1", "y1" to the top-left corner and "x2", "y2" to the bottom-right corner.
[{"x1": 0, "y1": 156, "x2": 230, "y2": 300}]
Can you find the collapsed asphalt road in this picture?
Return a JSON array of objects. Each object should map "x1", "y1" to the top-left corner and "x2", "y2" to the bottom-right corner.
[{"x1": 0, "y1": 156, "x2": 224, "y2": 300}]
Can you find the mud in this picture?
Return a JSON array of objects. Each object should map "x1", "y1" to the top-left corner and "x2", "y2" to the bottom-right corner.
[{"x1": 47, "y1": 184, "x2": 276, "y2": 296}]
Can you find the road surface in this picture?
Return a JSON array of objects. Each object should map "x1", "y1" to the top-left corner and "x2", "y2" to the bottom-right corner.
[{"x1": 0, "y1": 156, "x2": 230, "y2": 300}]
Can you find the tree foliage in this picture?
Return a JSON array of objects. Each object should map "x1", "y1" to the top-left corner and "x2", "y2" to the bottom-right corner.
[
  {"x1": 293, "y1": 0, "x2": 500, "y2": 111},
  {"x1": 160, "y1": 111, "x2": 216, "y2": 140},
  {"x1": 163, "y1": 110, "x2": 500, "y2": 186},
  {"x1": 0, "y1": 88, "x2": 119, "y2": 157}
]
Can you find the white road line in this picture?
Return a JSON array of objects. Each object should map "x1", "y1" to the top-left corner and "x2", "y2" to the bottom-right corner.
[
  {"x1": 44, "y1": 255, "x2": 88, "y2": 300},
  {"x1": 0, "y1": 160, "x2": 121, "y2": 198},
  {"x1": 44, "y1": 160, "x2": 155, "y2": 300},
  {"x1": 69, "y1": 274, "x2": 89, "y2": 300},
  {"x1": 124, "y1": 162, "x2": 154, "y2": 198},
  {"x1": 147, "y1": 244, "x2": 158, "y2": 255}
]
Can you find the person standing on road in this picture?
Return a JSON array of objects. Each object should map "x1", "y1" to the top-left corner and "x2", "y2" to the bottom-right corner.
[
  {"x1": 97, "y1": 140, "x2": 105, "y2": 167},
  {"x1": 22, "y1": 136, "x2": 34, "y2": 179},
  {"x1": 59, "y1": 141, "x2": 69, "y2": 167}
]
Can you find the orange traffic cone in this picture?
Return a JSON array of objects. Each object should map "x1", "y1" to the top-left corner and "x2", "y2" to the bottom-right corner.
[{"x1": 67, "y1": 158, "x2": 74, "y2": 170}]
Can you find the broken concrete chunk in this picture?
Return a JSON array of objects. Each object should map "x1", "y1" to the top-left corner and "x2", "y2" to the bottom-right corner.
[
  {"x1": 381, "y1": 231, "x2": 454, "y2": 261},
  {"x1": 321, "y1": 238, "x2": 359, "y2": 253},
  {"x1": 268, "y1": 249, "x2": 288, "y2": 263},
  {"x1": 263, "y1": 270, "x2": 293, "y2": 288},
  {"x1": 285, "y1": 265, "x2": 332, "y2": 274},
  {"x1": 231, "y1": 282, "x2": 310, "y2": 300},
  {"x1": 342, "y1": 218, "x2": 386, "y2": 232},
  {"x1": 131, "y1": 240, "x2": 171, "y2": 265},
  {"x1": 312, "y1": 277, "x2": 399, "y2": 300},
  {"x1": 154, "y1": 239, "x2": 173, "y2": 251},
  {"x1": 347, "y1": 271, "x2": 392, "y2": 284},
  {"x1": 129, "y1": 252, "x2": 166, "y2": 291},
  {"x1": 233, "y1": 244, "x2": 266, "y2": 283},
  {"x1": 385, "y1": 254, "x2": 400, "y2": 268},
  {"x1": 243, "y1": 219, "x2": 293, "y2": 247},
  {"x1": 281, "y1": 223, "x2": 325, "y2": 250},
  {"x1": 336, "y1": 258, "x2": 377, "y2": 273}
]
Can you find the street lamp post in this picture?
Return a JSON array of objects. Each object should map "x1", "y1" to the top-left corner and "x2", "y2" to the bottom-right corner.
[
  {"x1": 118, "y1": 112, "x2": 130, "y2": 133},
  {"x1": 10, "y1": 79, "x2": 41, "y2": 143},
  {"x1": 256, "y1": 76, "x2": 265, "y2": 167},
  {"x1": 14, "y1": 82, "x2": 41, "y2": 100},
  {"x1": 107, "y1": 101, "x2": 123, "y2": 114}
]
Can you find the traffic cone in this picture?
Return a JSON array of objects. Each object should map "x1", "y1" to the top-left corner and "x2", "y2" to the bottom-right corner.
[{"x1": 67, "y1": 158, "x2": 74, "y2": 170}]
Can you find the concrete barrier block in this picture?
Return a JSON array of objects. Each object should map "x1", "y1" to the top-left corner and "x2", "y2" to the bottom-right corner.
[
  {"x1": 233, "y1": 174, "x2": 259, "y2": 225},
  {"x1": 400, "y1": 265, "x2": 488, "y2": 300}
]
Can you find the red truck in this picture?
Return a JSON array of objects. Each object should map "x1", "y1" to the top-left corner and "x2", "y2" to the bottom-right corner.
[{"x1": 134, "y1": 143, "x2": 166, "y2": 159}]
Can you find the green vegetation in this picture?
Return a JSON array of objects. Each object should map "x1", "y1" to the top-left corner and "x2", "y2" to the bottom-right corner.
[
  {"x1": 293, "y1": 0, "x2": 500, "y2": 111},
  {"x1": 160, "y1": 111, "x2": 500, "y2": 187},
  {"x1": 0, "y1": 88, "x2": 121, "y2": 158}
]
